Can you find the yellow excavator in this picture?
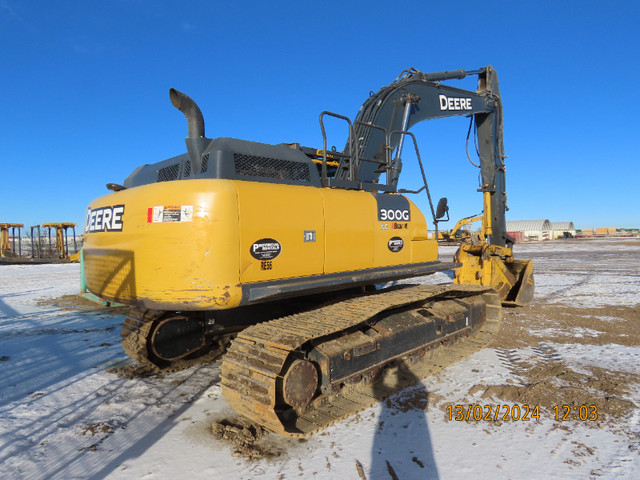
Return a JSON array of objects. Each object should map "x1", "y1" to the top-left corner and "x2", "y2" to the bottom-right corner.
[
  {"x1": 437, "y1": 214, "x2": 482, "y2": 243},
  {"x1": 83, "y1": 66, "x2": 533, "y2": 436}
]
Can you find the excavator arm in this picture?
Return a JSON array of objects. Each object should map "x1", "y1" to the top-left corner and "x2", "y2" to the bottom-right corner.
[
  {"x1": 330, "y1": 66, "x2": 533, "y2": 306},
  {"x1": 335, "y1": 66, "x2": 509, "y2": 248}
]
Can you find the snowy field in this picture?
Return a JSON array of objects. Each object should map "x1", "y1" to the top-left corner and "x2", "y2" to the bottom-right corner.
[{"x1": 1, "y1": 238, "x2": 639, "y2": 479}]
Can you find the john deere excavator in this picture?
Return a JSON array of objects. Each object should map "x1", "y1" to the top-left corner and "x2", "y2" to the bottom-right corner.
[
  {"x1": 437, "y1": 214, "x2": 481, "y2": 243},
  {"x1": 83, "y1": 66, "x2": 533, "y2": 436}
]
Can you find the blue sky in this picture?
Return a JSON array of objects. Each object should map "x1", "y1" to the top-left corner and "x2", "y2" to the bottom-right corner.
[{"x1": 1, "y1": 0, "x2": 638, "y2": 230}]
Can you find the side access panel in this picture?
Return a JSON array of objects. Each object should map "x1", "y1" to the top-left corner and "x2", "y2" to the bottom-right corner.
[{"x1": 235, "y1": 181, "x2": 325, "y2": 283}]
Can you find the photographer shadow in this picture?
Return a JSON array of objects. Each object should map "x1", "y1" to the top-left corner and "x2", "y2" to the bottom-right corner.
[{"x1": 369, "y1": 360, "x2": 439, "y2": 480}]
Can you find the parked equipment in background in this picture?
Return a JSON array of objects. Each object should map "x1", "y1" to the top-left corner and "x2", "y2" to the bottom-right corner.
[
  {"x1": 437, "y1": 214, "x2": 482, "y2": 244},
  {"x1": 22, "y1": 223, "x2": 80, "y2": 262},
  {"x1": 83, "y1": 66, "x2": 533, "y2": 435},
  {"x1": 0, "y1": 223, "x2": 23, "y2": 258},
  {"x1": 41, "y1": 223, "x2": 78, "y2": 259}
]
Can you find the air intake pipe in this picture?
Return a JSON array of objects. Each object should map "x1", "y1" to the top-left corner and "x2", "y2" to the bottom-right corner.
[{"x1": 169, "y1": 88, "x2": 212, "y2": 176}]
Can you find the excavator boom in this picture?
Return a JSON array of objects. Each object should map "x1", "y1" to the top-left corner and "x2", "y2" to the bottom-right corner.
[
  {"x1": 324, "y1": 66, "x2": 533, "y2": 305},
  {"x1": 332, "y1": 66, "x2": 509, "y2": 248}
]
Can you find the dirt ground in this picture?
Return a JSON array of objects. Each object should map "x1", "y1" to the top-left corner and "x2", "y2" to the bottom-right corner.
[
  {"x1": 467, "y1": 301, "x2": 640, "y2": 427},
  {"x1": 48, "y1": 238, "x2": 640, "y2": 460},
  {"x1": 483, "y1": 240, "x2": 640, "y2": 425},
  {"x1": 207, "y1": 240, "x2": 640, "y2": 458},
  {"x1": 37, "y1": 293, "x2": 129, "y2": 314}
]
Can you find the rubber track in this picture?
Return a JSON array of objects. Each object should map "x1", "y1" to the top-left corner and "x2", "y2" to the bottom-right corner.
[{"x1": 220, "y1": 284, "x2": 501, "y2": 437}]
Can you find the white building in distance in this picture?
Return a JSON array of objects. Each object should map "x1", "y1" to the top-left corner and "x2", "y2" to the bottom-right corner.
[
  {"x1": 506, "y1": 219, "x2": 552, "y2": 241},
  {"x1": 550, "y1": 222, "x2": 576, "y2": 239}
]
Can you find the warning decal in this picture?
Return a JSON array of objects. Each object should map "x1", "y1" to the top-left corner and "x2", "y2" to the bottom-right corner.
[{"x1": 147, "y1": 205, "x2": 193, "y2": 223}]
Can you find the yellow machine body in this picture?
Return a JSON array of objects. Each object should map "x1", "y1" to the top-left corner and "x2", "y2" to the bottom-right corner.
[
  {"x1": 83, "y1": 179, "x2": 437, "y2": 311},
  {"x1": 79, "y1": 71, "x2": 535, "y2": 434}
]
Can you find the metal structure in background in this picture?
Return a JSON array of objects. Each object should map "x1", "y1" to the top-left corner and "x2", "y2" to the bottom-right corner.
[
  {"x1": 0, "y1": 223, "x2": 81, "y2": 262},
  {"x1": 0, "y1": 223, "x2": 23, "y2": 258},
  {"x1": 30, "y1": 225, "x2": 42, "y2": 258},
  {"x1": 41, "y1": 223, "x2": 77, "y2": 259},
  {"x1": 26, "y1": 223, "x2": 79, "y2": 260}
]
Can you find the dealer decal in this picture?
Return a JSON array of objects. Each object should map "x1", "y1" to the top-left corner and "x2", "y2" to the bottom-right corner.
[
  {"x1": 251, "y1": 238, "x2": 282, "y2": 260},
  {"x1": 388, "y1": 236, "x2": 404, "y2": 252},
  {"x1": 148, "y1": 205, "x2": 193, "y2": 223},
  {"x1": 85, "y1": 205, "x2": 125, "y2": 233}
]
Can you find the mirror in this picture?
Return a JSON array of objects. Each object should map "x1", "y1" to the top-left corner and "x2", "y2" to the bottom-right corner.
[{"x1": 435, "y1": 197, "x2": 449, "y2": 220}]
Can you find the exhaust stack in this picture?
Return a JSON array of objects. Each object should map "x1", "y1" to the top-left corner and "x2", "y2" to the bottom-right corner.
[
  {"x1": 170, "y1": 88, "x2": 205, "y2": 138},
  {"x1": 169, "y1": 88, "x2": 211, "y2": 175}
]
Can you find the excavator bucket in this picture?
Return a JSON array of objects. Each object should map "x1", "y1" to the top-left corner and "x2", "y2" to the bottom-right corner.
[
  {"x1": 454, "y1": 244, "x2": 534, "y2": 307},
  {"x1": 502, "y1": 259, "x2": 534, "y2": 307}
]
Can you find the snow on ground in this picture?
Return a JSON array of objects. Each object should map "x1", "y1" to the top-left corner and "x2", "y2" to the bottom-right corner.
[
  {"x1": 1, "y1": 238, "x2": 639, "y2": 479},
  {"x1": 514, "y1": 238, "x2": 640, "y2": 307}
]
